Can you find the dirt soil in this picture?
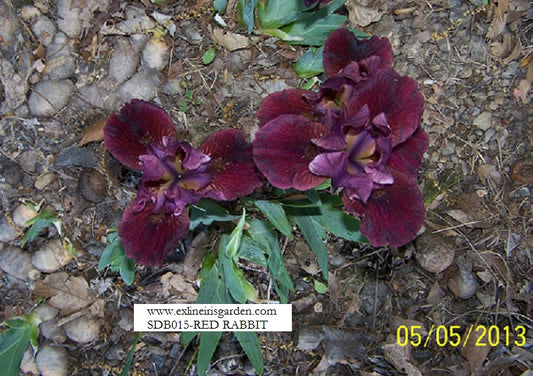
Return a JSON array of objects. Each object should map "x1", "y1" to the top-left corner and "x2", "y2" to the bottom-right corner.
[{"x1": 0, "y1": 0, "x2": 532, "y2": 375}]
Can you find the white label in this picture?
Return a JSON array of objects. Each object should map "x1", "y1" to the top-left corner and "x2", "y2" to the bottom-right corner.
[{"x1": 134, "y1": 304, "x2": 292, "y2": 332}]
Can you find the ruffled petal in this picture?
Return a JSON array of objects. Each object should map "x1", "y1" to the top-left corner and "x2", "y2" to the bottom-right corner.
[
  {"x1": 180, "y1": 142, "x2": 211, "y2": 170},
  {"x1": 343, "y1": 169, "x2": 425, "y2": 248},
  {"x1": 345, "y1": 69, "x2": 424, "y2": 147},
  {"x1": 309, "y1": 151, "x2": 347, "y2": 178},
  {"x1": 118, "y1": 197, "x2": 189, "y2": 266},
  {"x1": 388, "y1": 127, "x2": 428, "y2": 180},
  {"x1": 199, "y1": 129, "x2": 263, "y2": 200},
  {"x1": 253, "y1": 114, "x2": 329, "y2": 190},
  {"x1": 323, "y1": 29, "x2": 393, "y2": 77},
  {"x1": 257, "y1": 89, "x2": 315, "y2": 127},
  {"x1": 104, "y1": 100, "x2": 178, "y2": 170}
]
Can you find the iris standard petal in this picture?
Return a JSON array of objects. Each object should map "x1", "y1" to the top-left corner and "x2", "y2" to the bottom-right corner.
[
  {"x1": 323, "y1": 29, "x2": 393, "y2": 78},
  {"x1": 345, "y1": 69, "x2": 424, "y2": 147}
]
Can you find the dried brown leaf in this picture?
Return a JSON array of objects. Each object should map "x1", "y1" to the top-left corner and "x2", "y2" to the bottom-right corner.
[
  {"x1": 346, "y1": 2, "x2": 382, "y2": 27},
  {"x1": 79, "y1": 117, "x2": 106, "y2": 146},
  {"x1": 487, "y1": 0, "x2": 509, "y2": 39},
  {"x1": 31, "y1": 272, "x2": 96, "y2": 315},
  {"x1": 383, "y1": 341, "x2": 422, "y2": 376},
  {"x1": 460, "y1": 327, "x2": 491, "y2": 373},
  {"x1": 210, "y1": 29, "x2": 249, "y2": 51}
]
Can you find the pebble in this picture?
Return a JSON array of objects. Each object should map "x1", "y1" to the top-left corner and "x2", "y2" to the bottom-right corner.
[
  {"x1": 0, "y1": 59, "x2": 30, "y2": 115},
  {"x1": 141, "y1": 37, "x2": 169, "y2": 71},
  {"x1": 180, "y1": 23, "x2": 203, "y2": 44},
  {"x1": 19, "y1": 149, "x2": 44, "y2": 173},
  {"x1": 0, "y1": 246, "x2": 41, "y2": 282},
  {"x1": 40, "y1": 319, "x2": 67, "y2": 343},
  {"x1": 448, "y1": 255, "x2": 479, "y2": 299},
  {"x1": 56, "y1": 0, "x2": 81, "y2": 38},
  {"x1": 103, "y1": 6, "x2": 155, "y2": 35},
  {"x1": 0, "y1": 1, "x2": 21, "y2": 54},
  {"x1": 44, "y1": 32, "x2": 76, "y2": 79},
  {"x1": 108, "y1": 37, "x2": 139, "y2": 85},
  {"x1": 0, "y1": 158, "x2": 24, "y2": 185},
  {"x1": 78, "y1": 168, "x2": 107, "y2": 203},
  {"x1": 472, "y1": 111, "x2": 492, "y2": 131},
  {"x1": 28, "y1": 79, "x2": 74, "y2": 116},
  {"x1": 35, "y1": 172, "x2": 56, "y2": 190},
  {"x1": 55, "y1": 146, "x2": 97, "y2": 168},
  {"x1": 415, "y1": 233, "x2": 455, "y2": 274},
  {"x1": 21, "y1": 348, "x2": 39, "y2": 375},
  {"x1": 32, "y1": 15, "x2": 57, "y2": 47},
  {"x1": 0, "y1": 217, "x2": 18, "y2": 243},
  {"x1": 510, "y1": 159, "x2": 533, "y2": 185},
  {"x1": 34, "y1": 303, "x2": 59, "y2": 322},
  {"x1": 35, "y1": 345, "x2": 69, "y2": 376},
  {"x1": 12, "y1": 203, "x2": 38, "y2": 227},
  {"x1": 63, "y1": 316, "x2": 101, "y2": 343},
  {"x1": 116, "y1": 69, "x2": 161, "y2": 102},
  {"x1": 31, "y1": 239, "x2": 73, "y2": 273}
]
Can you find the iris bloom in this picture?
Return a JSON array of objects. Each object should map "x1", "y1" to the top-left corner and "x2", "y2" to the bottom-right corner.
[
  {"x1": 104, "y1": 100, "x2": 263, "y2": 265},
  {"x1": 253, "y1": 29, "x2": 428, "y2": 247}
]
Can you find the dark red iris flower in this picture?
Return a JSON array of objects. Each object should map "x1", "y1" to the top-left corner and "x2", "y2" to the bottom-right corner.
[
  {"x1": 253, "y1": 29, "x2": 428, "y2": 248},
  {"x1": 104, "y1": 99, "x2": 263, "y2": 265}
]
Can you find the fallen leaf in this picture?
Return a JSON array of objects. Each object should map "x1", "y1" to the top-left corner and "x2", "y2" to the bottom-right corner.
[
  {"x1": 31, "y1": 272, "x2": 96, "y2": 315},
  {"x1": 79, "y1": 117, "x2": 106, "y2": 146},
  {"x1": 487, "y1": 0, "x2": 509, "y2": 39},
  {"x1": 478, "y1": 164, "x2": 501, "y2": 184},
  {"x1": 516, "y1": 79, "x2": 531, "y2": 104},
  {"x1": 383, "y1": 341, "x2": 422, "y2": 376},
  {"x1": 210, "y1": 29, "x2": 249, "y2": 51},
  {"x1": 460, "y1": 326, "x2": 491, "y2": 373},
  {"x1": 346, "y1": 1, "x2": 382, "y2": 27},
  {"x1": 160, "y1": 271, "x2": 197, "y2": 300}
]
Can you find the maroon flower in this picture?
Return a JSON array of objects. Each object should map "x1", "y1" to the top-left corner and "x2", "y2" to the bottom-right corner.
[
  {"x1": 253, "y1": 29, "x2": 427, "y2": 247},
  {"x1": 105, "y1": 100, "x2": 263, "y2": 265}
]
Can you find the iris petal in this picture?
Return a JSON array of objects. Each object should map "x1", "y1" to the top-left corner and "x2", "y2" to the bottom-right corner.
[
  {"x1": 199, "y1": 129, "x2": 263, "y2": 201},
  {"x1": 388, "y1": 127, "x2": 429, "y2": 180},
  {"x1": 323, "y1": 29, "x2": 393, "y2": 78},
  {"x1": 104, "y1": 100, "x2": 178, "y2": 170},
  {"x1": 118, "y1": 197, "x2": 189, "y2": 266},
  {"x1": 257, "y1": 89, "x2": 315, "y2": 127},
  {"x1": 345, "y1": 69, "x2": 424, "y2": 147},
  {"x1": 343, "y1": 169, "x2": 425, "y2": 248},
  {"x1": 253, "y1": 114, "x2": 329, "y2": 190}
]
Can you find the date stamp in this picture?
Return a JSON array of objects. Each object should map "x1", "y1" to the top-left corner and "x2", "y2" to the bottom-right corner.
[{"x1": 396, "y1": 324, "x2": 527, "y2": 348}]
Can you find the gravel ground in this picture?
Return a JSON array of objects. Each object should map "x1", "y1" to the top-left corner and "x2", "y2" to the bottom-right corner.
[{"x1": 0, "y1": 0, "x2": 532, "y2": 375}]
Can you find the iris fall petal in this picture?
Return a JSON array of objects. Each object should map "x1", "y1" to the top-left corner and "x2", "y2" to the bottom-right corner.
[{"x1": 104, "y1": 99, "x2": 178, "y2": 170}]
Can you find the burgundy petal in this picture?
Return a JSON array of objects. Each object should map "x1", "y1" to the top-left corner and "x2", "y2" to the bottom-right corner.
[
  {"x1": 345, "y1": 69, "x2": 424, "y2": 147},
  {"x1": 199, "y1": 129, "x2": 263, "y2": 200},
  {"x1": 257, "y1": 89, "x2": 315, "y2": 127},
  {"x1": 104, "y1": 100, "x2": 178, "y2": 170},
  {"x1": 253, "y1": 114, "x2": 329, "y2": 190},
  {"x1": 118, "y1": 198, "x2": 189, "y2": 266},
  {"x1": 388, "y1": 127, "x2": 429, "y2": 180},
  {"x1": 323, "y1": 29, "x2": 393, "y2": 77},
  {"x1": 343, "y1": 169, "x2": 425, "y2": 248}
]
